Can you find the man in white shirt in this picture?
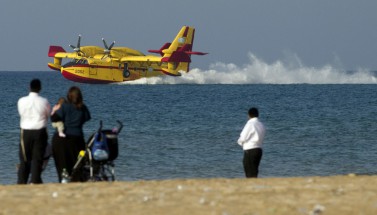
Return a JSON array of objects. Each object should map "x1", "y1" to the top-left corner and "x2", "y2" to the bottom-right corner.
[
  {"x1": 237, "y1": 107, "x2": 266, "y2": 178},
  {"x1": 17, "y1": 79, "x2": 51, "y2": 184}
]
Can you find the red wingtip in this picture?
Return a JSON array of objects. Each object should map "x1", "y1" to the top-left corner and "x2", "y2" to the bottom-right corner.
[{"x1": 48, "y1": 46, "x2": 66, "y2": 57}]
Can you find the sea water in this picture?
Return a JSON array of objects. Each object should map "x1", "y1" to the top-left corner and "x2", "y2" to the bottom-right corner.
[{"x1": 0, "y1": 69, "x2": 376, "y2": 184}]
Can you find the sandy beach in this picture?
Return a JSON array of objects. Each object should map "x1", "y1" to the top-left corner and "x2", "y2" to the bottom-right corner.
[{"x1": 0, "y1": 175, "x2": 376, "y2": 215}]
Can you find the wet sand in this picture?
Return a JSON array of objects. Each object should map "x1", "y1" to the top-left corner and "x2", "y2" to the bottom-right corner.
[{"x1": 0, "y1": 175, "x2": 376, "y2": 214}]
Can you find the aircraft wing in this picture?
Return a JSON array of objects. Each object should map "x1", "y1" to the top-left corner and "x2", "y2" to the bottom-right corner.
[
  {"x1": 120, "y1": 55, "x2": 162, "y2": 62},
  {"x1": 48, "y1": 46, "x2": 79, "y2": 59},
  {"x1": 54, "y1": 52, "x2": 79, "y2": 58}
]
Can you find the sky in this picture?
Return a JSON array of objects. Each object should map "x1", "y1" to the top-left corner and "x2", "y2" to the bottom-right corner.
[{"x1": 1, "y1": 0, "x2": 377, "y2": 73}]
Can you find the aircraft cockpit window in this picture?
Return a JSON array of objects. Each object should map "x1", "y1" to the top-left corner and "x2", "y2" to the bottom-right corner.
[
  {"x1": 63, "y1": 61, "x2": 76, "y2": 67},
  {"x1": 63, "y1": 59, "x2": 88, "y2": 67},
  {"x1": 78, "y1": 59, "x2": 88, "y2": 65}
]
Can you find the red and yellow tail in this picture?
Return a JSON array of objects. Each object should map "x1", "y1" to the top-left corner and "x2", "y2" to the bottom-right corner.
[{"x1": 148, "y1": 26, "x2": 207, "y2": 76}]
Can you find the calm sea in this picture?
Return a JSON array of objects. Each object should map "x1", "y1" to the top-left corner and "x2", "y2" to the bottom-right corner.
[{"x1": 0, "y1": 71, "x2": 376, "y2": 184}]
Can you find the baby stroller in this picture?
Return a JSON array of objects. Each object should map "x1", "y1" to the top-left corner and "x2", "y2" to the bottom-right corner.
[{"x1": 71, "y1": 120, "x2": 123, "y2": 182}]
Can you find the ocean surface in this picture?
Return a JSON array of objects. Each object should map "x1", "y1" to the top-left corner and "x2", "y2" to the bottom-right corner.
[{"x1": 0, "y1": 68, "x2": 376, "y2": 184}]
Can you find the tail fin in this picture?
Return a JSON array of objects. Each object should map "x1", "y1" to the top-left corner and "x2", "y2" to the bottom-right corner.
[{"x1": 151, "y1": 26, "x2": 207, "y2": 76}]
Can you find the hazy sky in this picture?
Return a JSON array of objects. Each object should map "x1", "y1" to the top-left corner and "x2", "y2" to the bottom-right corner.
[{"x1": 1, "y1": 0, "x2": 376, "y2": 71}]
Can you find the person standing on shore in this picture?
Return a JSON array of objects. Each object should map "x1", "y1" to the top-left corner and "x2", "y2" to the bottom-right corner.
[
  {"x1": 17, "y1": 79, "x2": 51, "y2": 184},
  {"x1": 51, "y1": 86, "x2": 91, "y2": 182},
  {"x1": 237, "y1": 107, "x2": 266, "y2": 178}
]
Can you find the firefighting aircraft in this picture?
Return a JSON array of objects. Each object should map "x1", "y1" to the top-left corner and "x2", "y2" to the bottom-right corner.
[{"x1": 48, "y1": 26, "x2": 207, "y2": 84}]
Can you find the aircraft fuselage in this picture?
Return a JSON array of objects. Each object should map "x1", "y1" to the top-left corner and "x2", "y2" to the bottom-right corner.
[{"x1": 59, "y1": 59, "x2": 166, "y2": 84}]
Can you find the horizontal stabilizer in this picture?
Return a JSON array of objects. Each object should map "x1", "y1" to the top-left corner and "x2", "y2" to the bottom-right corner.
[
  {"x1": 178, "y1": 44, "x2": 208, "y2": 55},
  {"x1": 185, "y1": 51, "x2": 208, "y2": 55},
  {"x1": 148, "y1": 43, "x2": 171, "y2": 56},
  {"x1": 148, "y1": 50, "x2": 160, "y2": 54}
]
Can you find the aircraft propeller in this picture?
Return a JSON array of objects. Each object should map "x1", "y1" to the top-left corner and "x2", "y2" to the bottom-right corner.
[
  {"x1": 69, "y1": 35, "x2": 84, "y2": 56},
  {"x1": 69, "y1": 34, "x2": 85, "y2": 56},
  {"x1": 102, "y1": 38, "x2": 115, "y2": 59}
]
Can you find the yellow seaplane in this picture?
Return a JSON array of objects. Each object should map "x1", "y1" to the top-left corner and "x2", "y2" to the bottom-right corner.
[{"x1": 48, "y1": 26, "x2": 207, "y2": 84}]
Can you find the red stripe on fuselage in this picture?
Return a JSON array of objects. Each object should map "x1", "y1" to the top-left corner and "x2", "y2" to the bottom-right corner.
[
  {"x1": 65, "y1": 64, "x2": 121, "y2": 70},
  {"x1": 61, "y1": 70, "x2": 116, "y2": 84},
  {"x1": 65, "y1": 64, "x2": 160, "y2": 71}
]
